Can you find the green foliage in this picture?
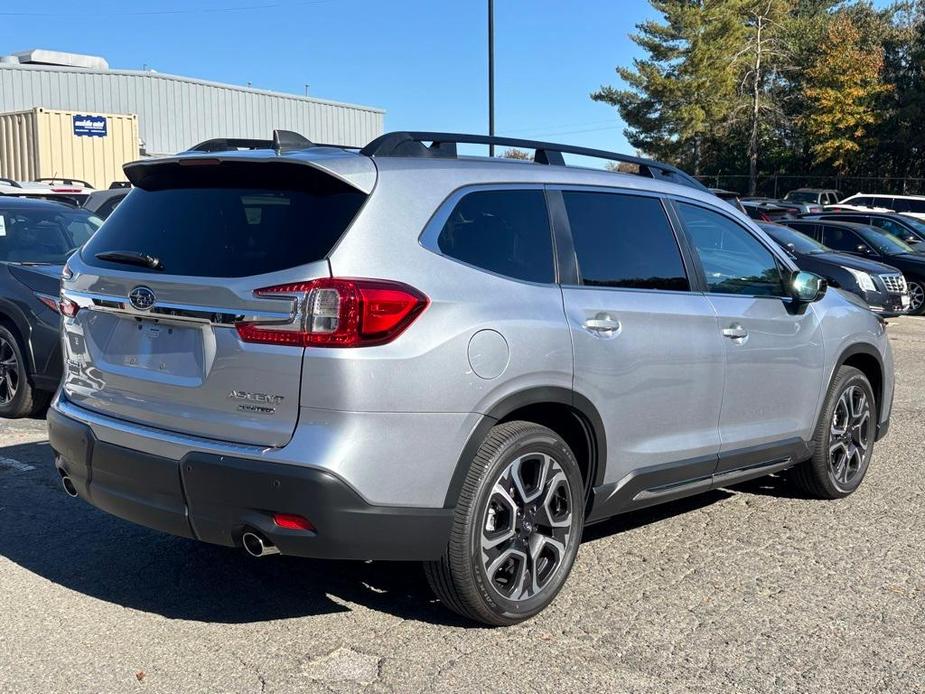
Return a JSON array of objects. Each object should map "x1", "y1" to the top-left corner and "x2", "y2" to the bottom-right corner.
[{"x1": 594, "y1": 0, "x2": 924, "y2": 182}]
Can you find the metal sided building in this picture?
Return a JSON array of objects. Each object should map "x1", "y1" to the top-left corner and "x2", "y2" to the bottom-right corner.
[{"x1": 0, "y1": 49, "x2": 385, "y2": 183}]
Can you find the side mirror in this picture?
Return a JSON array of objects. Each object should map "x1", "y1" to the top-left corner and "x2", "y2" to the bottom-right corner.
[
  {"x1": 791, "y1": 271, "x2": 827, "y2": 303},
  {"x1": 856, "y1": 244, "x2": 872, "y2": 255}
]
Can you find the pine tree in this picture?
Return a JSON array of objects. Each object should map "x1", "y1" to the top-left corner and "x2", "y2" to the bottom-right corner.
[{"x1": 591, "y1": 0, "x2": 744, "y2": 175}]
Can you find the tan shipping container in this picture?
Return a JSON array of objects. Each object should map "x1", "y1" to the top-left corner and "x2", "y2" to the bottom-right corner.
[{"x1": 0, "y1": 107, "x2": 139, "y2": 190}]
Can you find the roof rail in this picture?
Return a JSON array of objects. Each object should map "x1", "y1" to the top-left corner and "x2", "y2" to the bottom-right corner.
[
  {"x1": 188, "y1": 129, "x2": 315, "y2": 153},
  {"x1": 33, "y1": 177, "x2": 94, "y2": 189},
  {"x1": 360, "y1": 131, "x2": 708, "y2": 192}
]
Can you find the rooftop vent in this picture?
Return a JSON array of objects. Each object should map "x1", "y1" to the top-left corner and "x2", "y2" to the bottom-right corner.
[{"x1": 9, "y1": 49, "x2": 108, "y2": 70}]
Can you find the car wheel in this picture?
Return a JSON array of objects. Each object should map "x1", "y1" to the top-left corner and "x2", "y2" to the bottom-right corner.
[
  {"x1": 790, "y1": 366, "x2": 876, "y2": 499},
  {"x1": 0, "y1": 325, "x2": 48, "y2": 419},
  {"x1": 425, "y1": 421, "x2": 585, "y2": 626},
  {"x1": 906, "y1": 280, "x2": 925, "y2": 315}
]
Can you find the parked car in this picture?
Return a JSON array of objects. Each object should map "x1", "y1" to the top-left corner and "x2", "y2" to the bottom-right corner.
[
  {"x1": 0, "y1": 178, "x2": 92, "y2": 206},
  {"x1": 803, "y1": 211, "x2": 925, "y2": 246},
  {"x1": 709, "y1": 188, "x2": 746, "y2": 213},
  {"x1": 0, "y1": 197, "x2": 102, "y2": 417},
  {"x1": 784, "y1": 188, "x2": 843, "y2": 207},
  {"x1": 838, "y1": 194, "x2": 925, "y2": 220},
  {"x1": 82, "y1": 187, "x2": 129, "y2": 220},
  {"x1": 747, "y1": 195, "x2": 822, "y2": 215},
  {"x1": 741, "y1": 198, "x2": 794, "y2": 222},
  {"x1": 49, "y1": 130, "x2": 893, "y2": 626},
  {"x1": 759, "y1": 222, "x2": 909, "y2": 316},
  {"x1": 784, "y1": 218, "x2": 925, "y2": 315}
]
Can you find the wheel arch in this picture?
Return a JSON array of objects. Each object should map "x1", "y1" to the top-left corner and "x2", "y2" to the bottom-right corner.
[
  {"x1": 0, "y1": 299, "x2": 36, "y2": 374},
  {"x1": 442, "y1": 387, "x2": 607, "y2": 509}
]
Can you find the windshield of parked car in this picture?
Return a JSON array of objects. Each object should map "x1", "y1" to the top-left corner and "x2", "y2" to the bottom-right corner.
[
  {"x1": 0, "y1": 207, "x2": 102, "y2": 264},
  {"x1": 784, "y1": 191, "x2": 818, "y2": 203},
  {"x1": 760, "y1": 223, "x2": 828, "y2": 254},
  {"x1": 858, "y1": 226, "x2": 917, "y2": 255}
]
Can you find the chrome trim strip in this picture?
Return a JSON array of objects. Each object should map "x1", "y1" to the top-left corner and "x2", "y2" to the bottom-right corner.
[{"x1": 61, "y1": 289, "x2": 292, "y2": 326}]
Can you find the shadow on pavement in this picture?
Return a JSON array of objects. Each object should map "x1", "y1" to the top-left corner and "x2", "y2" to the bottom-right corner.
[{"x1": 0, "y1": 438, "x2": 756, "y2": 626}]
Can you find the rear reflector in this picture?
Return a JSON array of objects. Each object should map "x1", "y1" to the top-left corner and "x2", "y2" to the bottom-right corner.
[
  {"x1": 273, "y1": 513, "x2": 315, "y2": 531},
  {"x1": 236, "y1": 278, "x2": 428, "y2": 348}
]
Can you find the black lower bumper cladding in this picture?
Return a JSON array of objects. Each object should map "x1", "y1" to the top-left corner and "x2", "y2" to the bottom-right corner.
[{"x1": 47, "y1": 406, "x2": 453, "y2": 561}]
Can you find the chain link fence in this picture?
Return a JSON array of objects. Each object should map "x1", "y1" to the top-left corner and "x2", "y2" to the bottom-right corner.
[{"x1": 695, "y1": 174, "x2": 925, "y2": 198}]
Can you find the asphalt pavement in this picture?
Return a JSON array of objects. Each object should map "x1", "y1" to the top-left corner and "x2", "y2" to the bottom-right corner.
[{"x1": 1, "y1": 317, "x2": 923, "y2": 693}]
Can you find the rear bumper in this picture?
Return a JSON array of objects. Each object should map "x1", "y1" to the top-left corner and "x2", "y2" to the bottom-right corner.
[{"x1": 48, "y1": 405, "x2": 454, "y2": 560}]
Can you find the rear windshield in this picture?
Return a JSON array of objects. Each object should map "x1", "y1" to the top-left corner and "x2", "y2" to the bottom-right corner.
[
  {"x1": 784, "y1": 191, "x2": 818, "y2": 203},
  {"x1": 0, "y1": 206, "x2": 102, "y2": 264},
  {"x1": 82, "y1": 164, "x2": 366, "y2": 278}
]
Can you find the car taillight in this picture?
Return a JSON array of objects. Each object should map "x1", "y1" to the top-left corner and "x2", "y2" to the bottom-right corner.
[
  {"x1": 236, "y1": 278, "x2": 429, "y2": 348},
  {"x1": 758, "y1": 212, "x2": 772, "y2": 222},
  {"x1": 59, "y1": 297, "x2": 80, "y2": 317},
  {"x1": 35, "y1": 294, "x2": 60, "y2": 313}
]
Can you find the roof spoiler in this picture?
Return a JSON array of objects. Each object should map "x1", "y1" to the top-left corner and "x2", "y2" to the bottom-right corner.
[{"x1": 188, "y1": 129, "x2": 315, "y2": 153}]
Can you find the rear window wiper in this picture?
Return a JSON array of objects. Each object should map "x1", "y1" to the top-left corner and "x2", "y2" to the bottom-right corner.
[{"x1": 95, "y1": 250, "x2": 165, "y2": 271}]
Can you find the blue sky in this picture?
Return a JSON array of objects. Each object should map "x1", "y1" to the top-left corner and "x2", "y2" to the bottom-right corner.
[{"x1": 0, "y1": 0, "x2": 893, "y2": 155}]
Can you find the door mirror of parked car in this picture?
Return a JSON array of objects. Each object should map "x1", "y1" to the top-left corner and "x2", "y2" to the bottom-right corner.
[
  {"x1": 791, "y1": 271, "x2": 827, "y2": 303},
  {"x1": 856, "y1": 244, "x2": 874, "y2": 255}
]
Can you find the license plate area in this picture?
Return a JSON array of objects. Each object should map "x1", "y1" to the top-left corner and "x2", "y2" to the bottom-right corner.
[{"x1": 100, "y1": 314, "x2": 205, "y2": 380}]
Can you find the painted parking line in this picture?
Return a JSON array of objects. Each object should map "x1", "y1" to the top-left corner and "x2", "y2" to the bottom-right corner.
[{"x1": 0, "y1": 457, "x2": 35, "y2": 472}]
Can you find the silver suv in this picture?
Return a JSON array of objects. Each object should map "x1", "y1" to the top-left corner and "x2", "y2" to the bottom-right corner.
[{"x1": 48, "y1": 131, "x2": 894, "y2": 625}]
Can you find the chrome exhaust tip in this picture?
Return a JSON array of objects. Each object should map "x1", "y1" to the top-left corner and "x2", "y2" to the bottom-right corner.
[
  {"x1": 61, "y1": 475, "x2": 78, "y2": 498},
  {"x1": 242, "y1": 531, "x2": 280, "y2": 558}
]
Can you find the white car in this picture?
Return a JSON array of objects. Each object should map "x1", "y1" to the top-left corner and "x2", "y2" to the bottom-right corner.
[
  {"x1": 823, "y1": 203, "x2": 894, "y2": 214},
  {"x1": 838, "y1": 194, "x2": 925, "y2": 221},
  {"x1": 0, "y1": 178, "x2": 92, "y2": 206}
]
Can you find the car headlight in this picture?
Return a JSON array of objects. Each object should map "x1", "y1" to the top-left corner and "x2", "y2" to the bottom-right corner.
[{"x1": 844, "y1": 267, "x2": 877, "y2": 292}]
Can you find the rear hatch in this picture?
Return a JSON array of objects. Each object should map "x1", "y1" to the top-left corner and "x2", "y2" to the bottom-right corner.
[{"x1": 60, "y1": 156, "x2": 371, "y2": 447}]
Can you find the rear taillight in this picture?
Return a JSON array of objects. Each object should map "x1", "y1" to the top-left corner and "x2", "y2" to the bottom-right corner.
[
  {"x1": 35, "y1": 294, "x2": 60, "y2": 313},
  {"x1": 59, "y1": 297, "x2": 80, "y2": 317},
  {"x1": 236, "y1": 278, "x2": 429, "y2": 348}
]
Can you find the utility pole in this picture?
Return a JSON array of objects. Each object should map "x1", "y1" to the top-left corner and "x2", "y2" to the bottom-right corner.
[{"x1": 488, "y1": 0, "x2": 495, "y2": 156}]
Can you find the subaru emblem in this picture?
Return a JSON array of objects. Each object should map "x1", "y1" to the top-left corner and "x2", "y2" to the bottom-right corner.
[{"x1": 129, "y1": 286, "x2": 156, "y2": 311}]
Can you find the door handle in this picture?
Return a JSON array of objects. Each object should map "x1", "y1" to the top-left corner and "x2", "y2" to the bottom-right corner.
[
  {"x1": 722, "y1": 324, "x2": 748, "y2": 341},
  {"x1": 583, "y1": 314, "x2": 621, "y2": 336}
]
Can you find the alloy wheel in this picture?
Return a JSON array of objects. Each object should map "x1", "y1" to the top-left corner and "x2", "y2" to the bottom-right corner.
[
  {"x1": 908, "y1": 281, "x2": 925, "y2": 314},
  {"x1": 0, "y1": 336, "x2": 19, "y2": 406},
  {"x1": 480, "y1": 452, "x2": 574, "y2": 602},
  {"x1": 828, "y1": 384, "x2": 872, "y2": 488}
]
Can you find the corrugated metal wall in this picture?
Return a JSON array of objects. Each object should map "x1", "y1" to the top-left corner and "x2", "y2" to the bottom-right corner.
[
  {"x1": 0, "y1": 64, "x2": 384, "y2": 156},
  {"x1": 0, "y1": 110, "x2": 37, "y2": 181}
]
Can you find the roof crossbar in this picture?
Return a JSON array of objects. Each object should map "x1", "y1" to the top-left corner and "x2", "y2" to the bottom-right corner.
[{"x1": 360, "y1": 131, "x2": 708, "y2": 192}]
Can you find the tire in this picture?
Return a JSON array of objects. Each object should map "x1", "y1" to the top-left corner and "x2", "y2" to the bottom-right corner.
[
  {"x1": 425, "y1": 421, "x2": 585, "y2": 626},
  {"x1": 0, "y1": 324, "x2": 48, "y2": 419},
  {"x1": 906, "y1": 280, "x2": 925, "y2": 316},
  {"x1": 790, "y1": 366, "x2": 876, "y2": 499}
]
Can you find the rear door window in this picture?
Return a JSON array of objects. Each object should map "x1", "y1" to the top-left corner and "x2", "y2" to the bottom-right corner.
[
  {"x1": 821, "y1": 226, "x2": 865, "y2": 253},
  {"x1": 563, "y1": 191, "x2": 689, "y2": 291},
  {"x1": 82, "y1": 165, "x2": 366, "y2": 278},
  {"x1": 436, "y1": 189, "x2": 554, "y2": 283}
]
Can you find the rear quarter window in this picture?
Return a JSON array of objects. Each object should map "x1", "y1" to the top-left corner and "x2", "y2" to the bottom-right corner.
[
  {"x1": 436, "y1": 189, "x2": 554, "y2": 283},
  {"x1": 82, "y1": 163, "x2": 366, "y2": 278}
]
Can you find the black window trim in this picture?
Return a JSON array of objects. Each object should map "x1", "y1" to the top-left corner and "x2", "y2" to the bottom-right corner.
[
  {"x1": 418, "y1": 183, "x2": 560, "y2": 287},
  {"x1": 666, "y1": 195, "x2": 799, "y2": 301},
  {"x1": 548, "y1": 184, "x2": 701, "y2": 295}
]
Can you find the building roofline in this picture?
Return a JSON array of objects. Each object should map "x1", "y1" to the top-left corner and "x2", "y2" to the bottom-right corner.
[{"x1": 0, "y1": 62, "x2": 385, "y2": 115}]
